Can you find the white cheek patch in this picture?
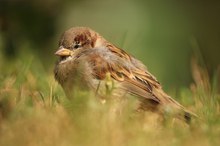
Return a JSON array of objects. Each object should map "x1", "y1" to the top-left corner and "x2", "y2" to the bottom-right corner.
[{"x1": 60, "y1": 56, "x2": 73, "y2": 64}]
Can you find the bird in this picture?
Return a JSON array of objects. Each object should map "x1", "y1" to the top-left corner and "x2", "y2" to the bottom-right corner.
[{"x1": 54, "y1": 27, "x2": 196, "y2": 123}]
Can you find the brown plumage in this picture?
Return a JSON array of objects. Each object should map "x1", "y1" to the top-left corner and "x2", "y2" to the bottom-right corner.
[{"x1": 54, "y1": 27, "x2": 196, "y2": 123}]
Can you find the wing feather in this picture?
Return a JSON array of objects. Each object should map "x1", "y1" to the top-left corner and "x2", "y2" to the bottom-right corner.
[{"x1": 82, "y1": 46, "x2": 161, "y2": 102}]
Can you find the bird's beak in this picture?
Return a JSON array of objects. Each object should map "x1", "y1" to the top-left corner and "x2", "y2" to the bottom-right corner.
[{"x1": 55, "y1": 47, "x2": 72, "y2": 56}]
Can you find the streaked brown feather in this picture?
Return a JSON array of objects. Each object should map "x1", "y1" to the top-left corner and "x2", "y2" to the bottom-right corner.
[
  {"x1": 83, "y1": 45, "x2": 161, "y2": 103},
  {"x1": 106, "y1": 44, "x2": 161, "y2": 92}
]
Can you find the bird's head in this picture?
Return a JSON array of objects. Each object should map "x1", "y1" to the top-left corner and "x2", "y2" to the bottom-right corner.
[{"x1": 55, "y1": 27, "x2": 100, "y2": 63}]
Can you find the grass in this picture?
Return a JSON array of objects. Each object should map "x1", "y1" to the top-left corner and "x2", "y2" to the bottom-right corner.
[{"x1": 0, "y1": 49, "x2": 219, "y2": 146}]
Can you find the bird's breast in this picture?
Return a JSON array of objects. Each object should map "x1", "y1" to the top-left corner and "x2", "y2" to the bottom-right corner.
[{"x1": 54, "y1": 59, "x2": 93, "y2": 94}]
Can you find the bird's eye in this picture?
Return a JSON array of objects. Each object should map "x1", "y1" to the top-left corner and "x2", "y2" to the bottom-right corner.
[
  {"x1": 73, "y1": 41, "x2": 81, "y2": 49},
  {"x1": 74, "y1": 44, "x2": 80, "y2": 49}
]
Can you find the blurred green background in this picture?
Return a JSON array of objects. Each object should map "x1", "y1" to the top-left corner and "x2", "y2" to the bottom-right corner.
[{"x1": 0, "y1": 0, "x2": 219, "y2": 90}]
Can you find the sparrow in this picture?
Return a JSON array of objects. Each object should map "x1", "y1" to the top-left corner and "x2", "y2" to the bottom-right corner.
[{"x1": 54, "y1": 27, "x2": 196, "y2": 123}]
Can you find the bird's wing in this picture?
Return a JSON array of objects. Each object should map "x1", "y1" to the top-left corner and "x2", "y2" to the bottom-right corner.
[{"x1": 82, "y1": 46, "x2": 162, "y2": 102}]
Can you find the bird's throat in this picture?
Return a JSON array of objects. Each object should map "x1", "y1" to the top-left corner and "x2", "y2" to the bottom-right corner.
[{"x1": 59, "y1": 56, "x2": 73, "y2": 64}]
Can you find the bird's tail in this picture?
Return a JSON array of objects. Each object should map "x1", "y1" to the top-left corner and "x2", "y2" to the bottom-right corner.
[
  {"x1": 181, "y1": 108, "x2": 198, "y2": 123},
  {"x1": 153, "y1": 88, "x2": 197, "y2": 123}
]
